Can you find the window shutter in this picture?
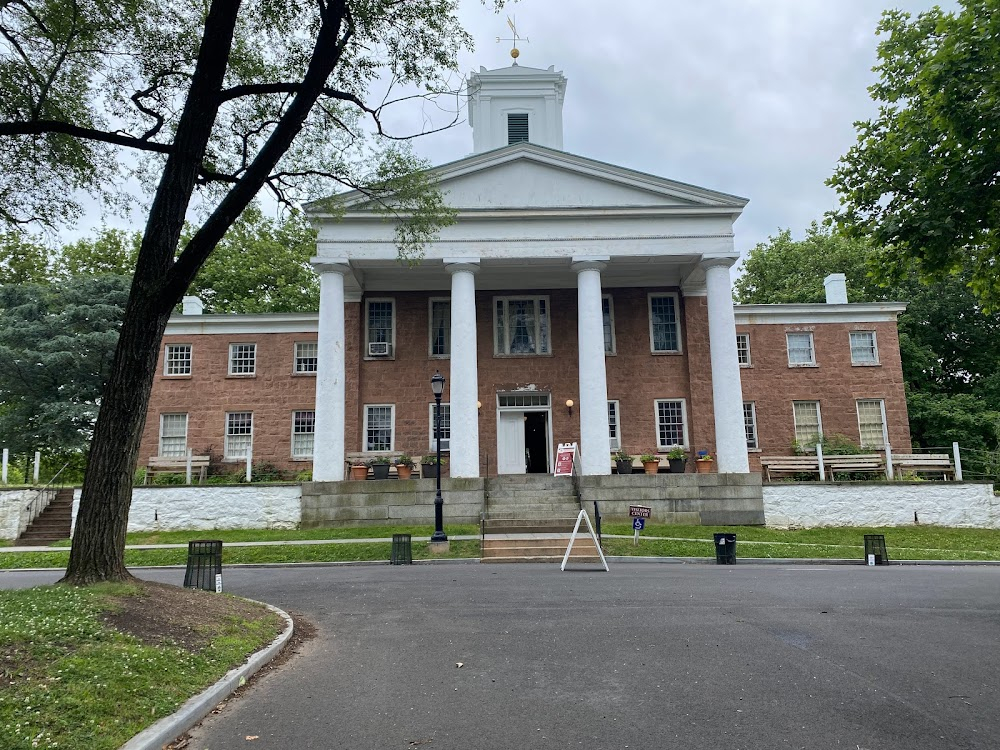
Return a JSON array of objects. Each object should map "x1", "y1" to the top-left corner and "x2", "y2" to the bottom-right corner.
[{"x1": 507, "y1": 113, "x2": 529, "y2": 144}]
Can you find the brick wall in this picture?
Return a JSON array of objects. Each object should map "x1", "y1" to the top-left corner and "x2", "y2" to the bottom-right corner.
[{"x1": 141, "y1": 290, "x2": 910, "y2": 477}]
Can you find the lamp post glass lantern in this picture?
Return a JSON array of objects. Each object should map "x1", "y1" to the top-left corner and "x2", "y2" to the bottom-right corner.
[{"x1": 430, "y1": 371, "x2": 447, "y2": 542}]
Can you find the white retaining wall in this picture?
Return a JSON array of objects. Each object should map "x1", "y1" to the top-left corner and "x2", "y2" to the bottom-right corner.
[
  {"x1": 71, "y1": 485, "x2": 302, "y2": 533},
  {"x1": 0, "y1": 489, "x2": 56, "y2": 540},
  {"x1": 763, "y1": 482, "x2": 1000, "y2": 529}
]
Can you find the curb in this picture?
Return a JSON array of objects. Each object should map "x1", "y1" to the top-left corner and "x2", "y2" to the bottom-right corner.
[
  {"x1": 119, "y1": 599, "x2": 294, "y2": 750},
  {"x1": 605, "y1": 556, "x2": 1000, "y2": 566}
]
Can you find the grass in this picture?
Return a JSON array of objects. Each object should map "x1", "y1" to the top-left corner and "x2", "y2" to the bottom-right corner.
[
  {"x1": 0, "y1": 583, "x2": 281, "y2": 750},
  {"x1": 0, "y1": 539, "x2": 483, "y2": 570},
  {"x1": 602, "y1": 523, "x2": 1000, "y2": 561},
  {"x1": 47, "y1": 523, "x2": 481, "y2": 547}
]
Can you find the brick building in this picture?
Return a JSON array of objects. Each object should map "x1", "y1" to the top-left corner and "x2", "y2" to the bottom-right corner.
[{"x1": 140, "y1": 61, "x2": 911, "y2": 479}]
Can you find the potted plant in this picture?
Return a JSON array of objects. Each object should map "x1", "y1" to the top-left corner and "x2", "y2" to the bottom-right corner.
[
  {"x1": 349, "y1": 459, "x2": 368, "y2": 481},
  {"x1": 421, "y1": 454, "x2": 446, "y2": 479},
  {"x1": 640, "y1": 452, "x2": 660, "y2": 475},
  {"x1": 614, "y1": 449, "x2": 634, "y2": 474},
  {"x1": 695, "y1": 451, "x2": 714, "y2": 474},
  {"x1": 368, "y1": 455, "x2": 392, "y2": 480},
  {"x1": 666, "y1": 446, "x2": 687, "y2": 474},
  {"x1": 395, "y1": 454, "x2": 415, "y2": 480}
]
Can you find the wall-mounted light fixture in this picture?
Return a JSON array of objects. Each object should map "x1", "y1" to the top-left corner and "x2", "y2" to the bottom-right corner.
[
  {"x1": 476, "y1": 400, "x2": 482, "y2": 410},
  {"x1": 566, "y1": 399, "x2": 574, "y2": 416}
]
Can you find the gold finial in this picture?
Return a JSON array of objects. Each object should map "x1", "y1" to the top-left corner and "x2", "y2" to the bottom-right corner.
[{"x1": 496, "y1": 15, "x2": 529, "y2": 64}]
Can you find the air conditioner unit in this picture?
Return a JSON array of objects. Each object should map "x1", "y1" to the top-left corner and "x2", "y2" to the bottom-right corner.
[{"x1": 368, "y1": 341, "x2": 391, "y2": 357}]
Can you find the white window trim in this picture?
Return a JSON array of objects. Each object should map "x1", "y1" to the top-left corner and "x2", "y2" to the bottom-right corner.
[
  {"x1": 792, "y1": 401, "x2": 823, "y2": 446},
  {"x1": 856, "y1": 398, "x2": 889, "y2": 449},
  {"x1": 505, "y1": 110, "x2": 530, "y2": 144},
  {"x1": 228, "y1": 342, "x2": 257, "y2": 376},
  {"x1": 608, "y1": 400, "x2": 621, "y2": 450},
  {"x1": 290, "y1": 409, "x2": 316, "y2": 460},
  {"x1": 293, "y1": 341, "x2": 318, "y2": 375},
  {"x1": 224, "y1": 411, "x2": 254, "y2": 461},
  {"x1": 427, "y1": 402, "x2": 451, "y2": 452},
  {"x1": 158, "y1": 413, "x2": 188, "y2": 457},
  {"x1": 736, "y1": 333, "x2": 752, "y2": 367},
  {"x1": 163, "y1": 344, "x2": 192, "y2": 377},
  {"x1": 364, "y1": 298, "x2": 396, "y2": 360},
  {"x1": 850, "y1": 330, "x2": 881, "y2": 366},
  {"x1": 428, "y1": 297, "x2": 451, "y2": 359},
  {"x1": 363, "y1": 403, "x2": 395, "y2": 453},
  {"x1": 786, "y1": 332, "x2": 817, "y2": 367},
  {"x1": 647, "y1": 293, "x2": 683, "y2": 354},
  {"x1": 492, "y1": 295, "x2": 553, "y2": 356},
  {"x1": 743, "y1": 401, "x2": 759, "y2": 451},
  {"x1": 654, "y1": 398, "x2": 690, "y2": 451}
]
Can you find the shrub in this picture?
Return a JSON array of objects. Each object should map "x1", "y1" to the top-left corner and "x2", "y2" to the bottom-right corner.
[{"x1": 613, "y1": 449, "x2": 633, "y2": 463}]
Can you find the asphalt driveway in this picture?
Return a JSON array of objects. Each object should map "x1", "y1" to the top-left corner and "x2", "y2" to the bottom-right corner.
[{"x1": 4, "y1": 562, "x2": 999, "y2": 749}]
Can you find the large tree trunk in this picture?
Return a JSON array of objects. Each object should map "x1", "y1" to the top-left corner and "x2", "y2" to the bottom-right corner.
[{"x1": 61, "y1": 291, "x2": 172, "y2": 583}]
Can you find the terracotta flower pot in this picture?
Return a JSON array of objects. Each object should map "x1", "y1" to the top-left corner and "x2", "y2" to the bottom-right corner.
[
  {"x1": 350, "y1": 464, "x2": 368, "y2": 480},
  {"x1": 396, "y1": 465, "x2": 413, "y2": 480},
  {"x1": 642, "y1": 460, "x2": 660, "y2": 475},
  {"x1": 695, "y1": 460, "x2": 713, "y2": 474}
]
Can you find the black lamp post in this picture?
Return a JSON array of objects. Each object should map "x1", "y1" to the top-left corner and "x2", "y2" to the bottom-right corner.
[{"x1": 430, "y1": 370, "x2": 448, "y2": 542}]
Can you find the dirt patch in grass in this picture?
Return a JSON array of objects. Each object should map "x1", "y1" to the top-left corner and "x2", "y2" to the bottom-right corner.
[{"x1": 101, "y1": 581, "x2": 282, "y2": 652}]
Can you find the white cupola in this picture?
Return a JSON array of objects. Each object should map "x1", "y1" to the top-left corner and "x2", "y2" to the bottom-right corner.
[{"x1": 467, "y1": 63, "x2": 567, "y2": 153}]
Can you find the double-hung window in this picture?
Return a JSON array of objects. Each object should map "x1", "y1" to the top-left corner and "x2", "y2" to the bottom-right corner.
[
  {"x1": 225, "y1": 412, "x2": 253, "y2": 459},
  {"x1": 792, "y1": 401, "x2": 822, "y2": 447},
  {"x1": 850, "y1": 331, "x2": 879, "y2": 365},
  {"x1": 366, "y1": 299, "x2": 395, "y2": 357},
  {"x1": 159, "y1": 414, "x2": 188, "y2": 456},
  {"x1": 857, "y1": 399, "x2": 887, "y2": 449},
  {"x1": 608, "y1": 401, "x2": 621, "y2": 450},
  {"x1": 364, "y1": 405, "x2": 394, "y2": 452},
  {"x1": 429, "y1": 299, "x2": 451, "y2": 357},
  {"x1": 229, "y1": 343, "x2": 256, "y2": 375},
  {"x1": 164, "y1": 344, "x2": 192, "y2": 376},
  {"x1": 743, "y1": 402, "x2": 759, "y2": 450},
  {"x1": 428, "y1": 402, "x2": 451, "y2": 451},
  {"x1": 786, "y1": 332, "x2": 816, "y2": 366},
  {"x1": 291, "y1": 410, "x2": 315, "y2": 458},
  {"x1": 602, "y1": 296, "x2": 616, "y2": 354},
  {"x1": 648, "y1": 294, "x2": 681, "y2": 353},
  {"x1": 736, "y1": 334, "x2": 752, "y2": 367},
  {"x1": 655, "y1": 399, "x2": 688, "y2": 450},
  {"x1": 494, "y1": 296, "x2": 551, "y2": 355},
  {"x1": 294, "y1": 342, "x2": 318, "y2": 373}
]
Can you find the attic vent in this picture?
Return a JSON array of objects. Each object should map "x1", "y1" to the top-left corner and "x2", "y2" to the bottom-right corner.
[{"x1": 507, "y1": 113, "x2": 529, "y2": 144}]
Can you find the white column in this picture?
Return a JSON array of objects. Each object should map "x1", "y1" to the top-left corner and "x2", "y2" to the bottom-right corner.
[
  {"x1": 573, "y1": 259, "x2": 611, "y2": 476},
  {"x1": 702, "y1": 257, "x2": 750, "y2": 473},
  {"x1": 446, "y1": 262, "x2": 480, "y2": 477},
  {"x1": 312, "y1": 263, "x2": 349, "y2": 481}
]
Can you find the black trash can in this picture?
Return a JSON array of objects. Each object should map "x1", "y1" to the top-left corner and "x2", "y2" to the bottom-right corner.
[
  {"x1": 713, "y1": 533, "x2": 737, "y2": 565},
  {"x1": 184, "y1": 539, "x2": 223, "y2": 590},
  {"x1": 390, "y1": 534, "x2": 412, "y2": 565},
  {"x1": 864, "y1": 534, "x2": 889, "y2": 565}
]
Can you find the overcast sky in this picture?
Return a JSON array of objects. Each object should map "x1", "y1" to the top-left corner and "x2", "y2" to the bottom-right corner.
[{"x1": 383, "y1": 0, "x2": 956, "y2": 266}]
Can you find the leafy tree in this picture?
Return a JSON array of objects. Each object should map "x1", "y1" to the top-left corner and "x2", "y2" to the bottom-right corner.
[
  {"x1": 190, "y1": 207, "x2": 319, "y2": 313},
  {"x1": 1, "y1": 0, "x2": 487, "y2": 583},
  {"x1": 54, "y1": 229, "x2": 141, "y2": 279},
  {"x1": 0, "y1": 276, "x2": 128, "y2": 455},
  {"x1": 0, "y1": 231, "x2": 50, "y2": 285},
  {"x1": 829, "y1": 1, "x2": 1000, "y2": 309}
]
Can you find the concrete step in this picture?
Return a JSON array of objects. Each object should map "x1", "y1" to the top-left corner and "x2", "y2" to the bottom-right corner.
[
  {"x1": 481, "y1": 555, "x2": 603, "y2": 564},
  {"x1": 482, "y1": 519, "x2": 579, "y2": 533},
  {"x1": 486, "y1": 476, "x2": 575, "y2": 489},
  {"x1": 482, "y1": 544, "x2": 600, "y2": 558}
]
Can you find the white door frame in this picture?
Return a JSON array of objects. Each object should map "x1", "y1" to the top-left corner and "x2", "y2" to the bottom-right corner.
[{"x1": 496, "y1": 393, "x2": 553, "y2": 474}]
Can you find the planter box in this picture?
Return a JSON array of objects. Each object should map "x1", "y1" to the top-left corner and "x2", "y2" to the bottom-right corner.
[
  {"x1": 616, "y1": 460, "x2": 633, "y2": 475},
  {"x1": 371, "y1": 464, "x2": 391, "y2": 480},
  {"x1": 421, "y1": 463, "x2": 440, "y2": 479}
]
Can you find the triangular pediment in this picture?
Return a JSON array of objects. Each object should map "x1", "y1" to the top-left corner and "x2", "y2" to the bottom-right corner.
[{"x1": 310, "y1": 143, "x2": 747, "y2": 215}]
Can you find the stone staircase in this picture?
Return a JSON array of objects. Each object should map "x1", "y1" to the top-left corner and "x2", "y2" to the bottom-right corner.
[
  {"x1": 16, "y1": 488, "x2": 73, "y2": 546},
  {"x1": 481, "y1": 475, "x2": 602, "y2": 564}
]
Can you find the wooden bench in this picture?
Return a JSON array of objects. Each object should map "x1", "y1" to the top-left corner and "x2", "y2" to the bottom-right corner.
[
  {"x1": 825, "y1": 454, "x2": 886, "y2": 480},
  {"x1": 145, "y1": 455, "x2": 210, "y2": 484},
  {"x1": 344, "y1": 452, "x2": 422, "y2": 480},
  {"x1": 892, "y1": 453, "x2": 955, "y2": 480},
  {"x1": 759, "y1": 456, "x2": 822, "y2": 482}
]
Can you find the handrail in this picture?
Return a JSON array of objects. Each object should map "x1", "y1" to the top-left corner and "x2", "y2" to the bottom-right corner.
[
  {"x1": 593, "y1": 500, "x2": 602, "y2": 547},
  {"x1": 42, "y1": 462, "x2": 72, "y2": 491}
]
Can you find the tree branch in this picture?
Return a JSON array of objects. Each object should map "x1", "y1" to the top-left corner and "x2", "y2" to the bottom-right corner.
[{"x1": 0, "y1": 120, "x2": 172, "y2": 153}]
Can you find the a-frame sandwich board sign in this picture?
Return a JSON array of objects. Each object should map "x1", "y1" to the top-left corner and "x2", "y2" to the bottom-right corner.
[{"x1": 560, "y1": 508, "x2": 609, "y2": 572}]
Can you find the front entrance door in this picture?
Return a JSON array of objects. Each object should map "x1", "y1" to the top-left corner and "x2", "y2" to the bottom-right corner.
[
  {"x1": 497, "y1": 411, "x2": 527, "y2": 474},
  {"x1": 525, "y1": 411, "x2": 549, "y2": 473}
]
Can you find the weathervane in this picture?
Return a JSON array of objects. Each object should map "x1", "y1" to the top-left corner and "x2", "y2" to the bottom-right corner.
[{"x1": 496, "y1": 16, "x2": 529, "y2": 64}]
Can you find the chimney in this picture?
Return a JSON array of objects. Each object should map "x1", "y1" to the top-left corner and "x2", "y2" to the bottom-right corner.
[
  {"x1": 182, "y1": 295, "x2": 205, "y2": 315},
  {"x1": 823, "y1": 274, "x2": 848, "y2": 304}
]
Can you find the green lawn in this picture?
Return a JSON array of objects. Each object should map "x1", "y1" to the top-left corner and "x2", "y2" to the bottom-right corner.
[{"x1": 0, "y1": 583, "x2": 281, "y2": 750}]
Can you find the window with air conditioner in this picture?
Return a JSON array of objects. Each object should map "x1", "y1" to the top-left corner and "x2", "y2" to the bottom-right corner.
[{"x1": 366, "y1": 299, "x2": 395, "y2": 358}]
